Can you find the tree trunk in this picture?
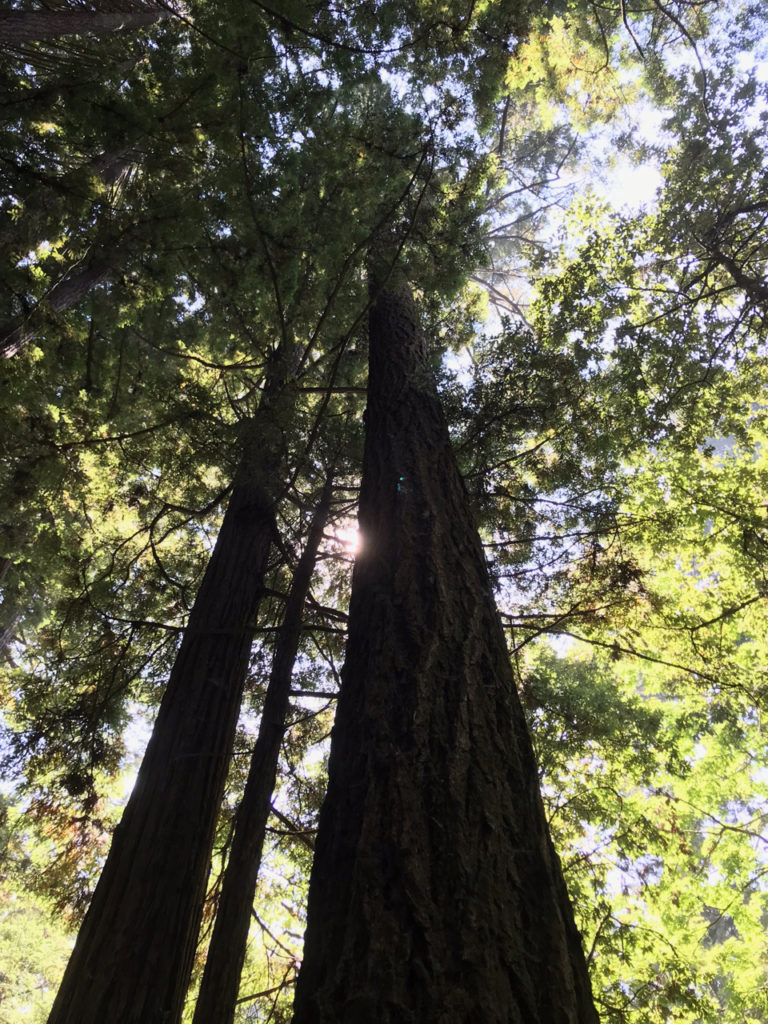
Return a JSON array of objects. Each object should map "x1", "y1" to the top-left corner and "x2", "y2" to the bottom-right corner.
[
  {"x1": 1, "y1": 259, "x2": 110, "y2": 358},
  {"x1": 0, "y1": 557, "x2": 19, "y2": 657},
  {"x1": 48, "y1": 371, "x2": 294, "y2": 1024},
  {"x1": 1, "y1": 150, "x2": 139, "y2": 268},
  {"x1": 292, "y1": 278, "x2": 599, "y2": 1024},
  {"x1": 0, "y1": 7, "x2": 171, "y2": 48},
  {"x1": 0, "y1": 612, "x2": 20, "y2": 657},
  {"x1": 192, "y1": 471, "x2": 334, "y2": 1024},
  {"x1": 87, "y1": 151, "x2": 139, "y2": 188}
]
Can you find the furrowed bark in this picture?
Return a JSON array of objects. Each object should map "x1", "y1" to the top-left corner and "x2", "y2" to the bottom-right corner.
[
  {"x1": 48, "y1": 367, "x2": 295, "y2": 1024},
  {"x1": 192, "y1": 471, "x2": 334, "y2": 1024},
  {"x1": 292, "y1": 278, "x2": 599, "y2": 1024},
  {"x1": 0, "y1": 7, "x2": 171, "y2": 47}
]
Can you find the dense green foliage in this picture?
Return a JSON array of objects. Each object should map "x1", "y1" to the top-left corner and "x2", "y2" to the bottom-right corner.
[{"x1": 1, "y1": 0, "x2": 767, "y2": 1020}]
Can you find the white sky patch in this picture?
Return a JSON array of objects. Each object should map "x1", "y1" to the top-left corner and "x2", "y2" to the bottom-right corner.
[
  {"x1": 548, "y1": 633, "x2": 577, "y2": 657},
  {"x1": 120, "y1": 706, "x2": 154, "y2": 800},
  {"x1": 601, "y1": 160, "x2": 663, "y2": 212},
  {"x1": 442, "y1": 346, "x2": 474, "y2": 386},
  {"x1": 595, "y1": 102, "x2": 666, "y2": 213},
  {"x1": 737, "y1": 52, "x2": 768, "y2": 83}
]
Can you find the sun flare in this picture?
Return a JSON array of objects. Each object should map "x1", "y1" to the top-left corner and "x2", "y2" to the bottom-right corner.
[{"x1": 334, "y1": 523, "x2": 361, "y2": 555}]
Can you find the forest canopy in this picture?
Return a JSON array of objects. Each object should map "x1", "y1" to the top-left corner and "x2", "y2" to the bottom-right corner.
[{"x1": 1, "y1": 0, "x2": 768, "y2": 1021}]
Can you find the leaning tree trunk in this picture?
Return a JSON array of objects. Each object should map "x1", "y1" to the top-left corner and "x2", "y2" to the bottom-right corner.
[
  {"x1": 1, "y1": 151, "x2": 138, "y2": 270},
  {"x1": 1, "y1": 258, "x2": 110, "y2": 358},
  {"x1": 0, "y1": 6, "x2": 172, "y2": 47},
  {"x1": 192, "y1": 471, "x2": 334, "y2": 1024},
  {"x1": 48, "y1": 365, "x2": 295, "y2": 1024},
  {"x1": 292, "y1": 277, "x2": 599, "y2": 1024},
  {"x1": 0, "y1": 558, "x2": 19, "y2": 657}
]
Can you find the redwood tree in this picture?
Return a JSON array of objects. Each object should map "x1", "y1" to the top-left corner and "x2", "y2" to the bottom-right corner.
[
  {"x1": 47, "y1": 361, "x2": 295, "y2": 1024},
  {"x1": 292, "y1": 276, "x2": 598, "y2": 1024},
  {"x1": 192, "y1": 470, "x2": 335, "y2": 1024},
  {"x1": 1, "y1": 258, "x2": 110, "y2": 358},
  {"x1": 0, "y1": 4, "x2": 174, "y2": 48}
]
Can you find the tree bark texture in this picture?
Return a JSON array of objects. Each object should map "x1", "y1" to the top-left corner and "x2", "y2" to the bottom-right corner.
[
  {"x1": 292, "y1": 280, "x2": 599, "y2": 1024},
  {"x1": 1, "y1": 259, "x2": 110, "y2": 358},
  {"x1": 192, "y1": 472, "x2": 334, "y2": 1024},
  {"x1": 48, "y1": 375, "x2": 293, "y2": 1024},
  {"x1": 0, "y1": 7, "x2": 170, "y2": 47}
]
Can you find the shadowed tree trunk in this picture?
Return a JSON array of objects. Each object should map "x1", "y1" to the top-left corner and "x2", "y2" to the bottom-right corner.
[
  {"x1": 47, "y1": 360, "x2": 296, "y2": 1024},
  {"x1": 1, "y1": 258, "x2": 110, "y2": 358},
  {"x1": 0, "y1": 558, "x2": 19, "y2": 657},
  {"x1": 0, "y1": 609, "x2": 20, "y2": 657},
  {"x1": 0, "y1": 5, "x2": 172, "y2": 47},
  {"x1": 291, "y1": 276, "x2": 599, "y2": 1024},
  {"x1": 1, "y1": 151, "x2": 138, "y2": 269},
  {"x1": 192, "y1": 470, "x2": 334, "y2": 1024}
]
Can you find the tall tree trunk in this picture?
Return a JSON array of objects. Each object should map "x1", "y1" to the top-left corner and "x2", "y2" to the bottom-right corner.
[
  {"x1": 1, "y1": 150, "x2": 138, "y2": 268},
  {"x1": 88, "y1": 151, "x2": 139, "y2": 188},
  {"x1": 48, "y1": 369, "x2": 294, "y2": 1024},
  {"x1": 292, "y1": 278, "x2": 599, "y2": 1024},
  {"x1": 0, "y1": 611, "x2": 20, "y2": 658},
  {"x1": 0, "y1": 6, "x2": 171, "y2": 48},
  {"x1": 193, "y1": 471, "x2": 334, "y2": 1024},
  {"x1": 0, "y1": 558, "x2": 19, "y2": 657},
  {"x1": 1, "y1": 258, "x2": 109, "y2": 358}
]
